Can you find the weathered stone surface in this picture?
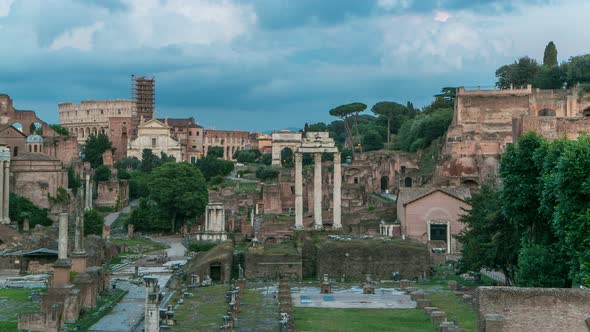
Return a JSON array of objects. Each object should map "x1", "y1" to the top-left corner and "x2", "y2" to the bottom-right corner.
[
  {"x1": 424, "y1": 306, "x2": 439, "y2": 315},
  {"x1": 399, "y1": 279, "x2": 410, "y2": 290},
  {"x1": 416, "y1": 298, "x2": 432, "y2": 308},
  {"x1": 410, "y1": 291, "x2": 427, "y2": 301},
  {"x1": 475, "y1": 286, "x2": 590, "y2": 332},
  {"x1": 431, "y1": 311, "x2": 447, "y2": 324},
  {"x1": 462, "y1": 294, "x2": 472, "y2": 303}
]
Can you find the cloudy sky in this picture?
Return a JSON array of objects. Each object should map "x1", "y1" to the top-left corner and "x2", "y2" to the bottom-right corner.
[{"x1": 2, "y1": 0, "x2": 590, "y2": 131}]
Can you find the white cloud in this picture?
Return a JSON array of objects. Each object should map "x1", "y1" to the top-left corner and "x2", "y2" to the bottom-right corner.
[
  {"x1": 377, "y1": 0, "x2": 412, "y2": 11},
  {"x1": 434, "y1": 10, "x2": 451, "y2": 22},
  {"x1": 49, "y1": 22, "x2": 104, "y2": 51},
  {"x1": 117, "y1": 0, "x2": 257, "y2": 49},
  {"x1": 0, "y1": 0, "x2": 14, "y2": 17}
]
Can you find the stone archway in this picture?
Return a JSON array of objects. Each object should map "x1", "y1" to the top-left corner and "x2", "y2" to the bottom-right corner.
[
  {"x1": 280, "y1": 147, "x2": 294, "y2": 168},
  {"x1": 584, "y1": 108, "x2": 590, "y2": 117},
  {"x1": 404, "y1": 177, "x2": 412, "y2": 187},
  {"x1": 271, "y1": 131, "x2": 302, "y2": 166}
]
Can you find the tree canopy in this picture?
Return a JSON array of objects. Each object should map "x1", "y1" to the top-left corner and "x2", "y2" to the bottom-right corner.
[
  {"x1": 83, "y1": 133, "x2": 113, "y2": 168},
  {"x1": 84, "y1": 209, "x2": 104, "y2": 236},
  {"x1": 329, "y1": 102, "x2": 367, "y2": 150},
  {"x1": 543, "y1": 41, "x2": 558, "y2": 67},
  {"x1": 148, "y1": 162, "x2": 208, "y2": 232},
  {"x1": 207, "y1": 146, "x2": 224, "y2": 158},
  {"x1": 370, "y1": 101, "x2": 410, "y2": 143}
]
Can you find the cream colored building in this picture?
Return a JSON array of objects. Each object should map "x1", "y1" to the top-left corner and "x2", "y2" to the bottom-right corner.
[{"x1": 126, "y1": 119, "x2": 182, "y2": 161}]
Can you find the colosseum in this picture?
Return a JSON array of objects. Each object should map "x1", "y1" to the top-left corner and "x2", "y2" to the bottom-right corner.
[{"x1": 58, "y1": 100, "x2": 141, "y2": 159}]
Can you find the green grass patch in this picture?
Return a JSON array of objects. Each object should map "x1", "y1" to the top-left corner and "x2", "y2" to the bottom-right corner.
[
  {"x1": 174, "y1": 285, "x2": 228, "y2": 331},
  {"x1": 188, "y1": 241, "x2": 217, "y2": 252},
  {"x1": 0, "y1": 288, "x2": 42, "y2": 330},
  {"x1": 261, "y1": 242, "x2": 299, "y2": 256},
  {"x1": 64, "y1": 289, "x2": 127, "y2": 331},
  {"x1": 235, "y1": 181, "x2": 258, "y2": 193},
  {"x1": 294, "y1": 307, "x2": 437, "y2": 332},
  {"x1": 428, "y1": 292, "x2": 476, "y2": 332}
]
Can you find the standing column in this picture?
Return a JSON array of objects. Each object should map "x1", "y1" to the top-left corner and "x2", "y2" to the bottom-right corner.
[
  {"x1": 74, "y1": 216, "x2": 81, "y2": 252},
  {"x1": 58, "y1": 213, "x2": 69, "y2": 260},
  {"x1": 0, "y1": 160, "x2": 4, "y2": 223},
  {"x1": 294, "y1": 152, "x2": 303, "y2": 228},
  {"x1": 333, "y1": 153, "x2": 342, "y2": 229},
  {"x1": 3, "y1": 161, "x2": 10, "y2": 224},
  {"x1": 313, "y1": 152, "x2": 322, "y2": 229},
  {"x1": 84, "y1": 174, "x2": 91, "y2": 210}
]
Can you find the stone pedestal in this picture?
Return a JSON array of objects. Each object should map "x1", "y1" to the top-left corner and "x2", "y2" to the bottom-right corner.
[
  {"x1": 71, "y1": 252, "x2": 88, "y2": 274},
  {"x1": 127, "y1": 224, "x2": 134, "y2": 239},
  {"x1": 416, "y1": 298, "x2": 432, "y2": 308},
  {"x1": 410, "y1": 291, "x2": 427, "y2": 301},
  {"x1": 431, "y1": 311, "x2": 447, "y2": 324},
  {"x1": 22, "y1": 217, "x2": 30, "y2": 231},
  {"x1": 424, "y1": 307, "x2": 439, "y2": 315},
  {"x1": 400, "y1": 279, "x2": 410, "y2": 290},
  {"x1": 52, "y1": 259, "x2": 72, "y2": 287}
]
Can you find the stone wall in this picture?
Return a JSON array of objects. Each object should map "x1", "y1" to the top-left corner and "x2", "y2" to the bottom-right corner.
[
  {"x1": 475, "y1": 286, "x2": 590, "y2": 332},
  {"x1": 316, "y1": 239, "x2": 430, "y2": 280},
  {"x1": 244, "y1": 249, "x2": 302, "y2": 281},
  {"x1": 11, "y1": 154, "x2": 68, "y2": 209},
  {"x1": 95, "y1": 180, "x2": 129, "y2": 209}
]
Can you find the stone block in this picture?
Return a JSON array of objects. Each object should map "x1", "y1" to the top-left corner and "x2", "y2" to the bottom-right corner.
[
  {"x1": 431, "y1": 311, "x2": 447, "y2": 325},
  {"x1": 462, "y1": 294, "x2": 472, "y2": 303},
  {"x1": 438, "y1": 321, "x2": 455, "y2": 332},
  {"x1": 400, "y1": 279, "x2": 410, "y2": 290},
  {"x1": 410, "y1": 291, "x2": 427, "y2": 301},
  {"x1": 424, "y1": 306, "x2": 438, "y2": 315},
  {"x1": 416, "y1": 298, "x2": 432, "y2": 308},
  {"x1": 447, "y1": 280, "x2": 458, "y2": 291},
  {"x1": 404, "y1": 287, "x2": 418, "y2": 294},
  {"x1": 484, "y1": 314, "x2": 504, "y2": 332}
]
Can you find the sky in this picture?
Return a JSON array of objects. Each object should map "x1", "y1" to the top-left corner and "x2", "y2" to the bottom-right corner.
[{"x1": 2, "y1": 0, "x2": 590, "y2": 132}]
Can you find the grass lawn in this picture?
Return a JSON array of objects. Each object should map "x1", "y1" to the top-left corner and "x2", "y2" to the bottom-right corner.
[
  {"x1": 174, "y1": 285, "x2": 228, "y2": 332},
  {"x1": 0, "y1": 288, "x2": 42, "y2": 331},
  {"x1": 428, "y1": 292, "x2": 476, "y2": 332},
  {"x1": 294, "y1": 307, "x2": 437, "y2": 332}
]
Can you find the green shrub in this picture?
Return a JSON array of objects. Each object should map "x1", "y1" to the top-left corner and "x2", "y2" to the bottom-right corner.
[{"x1": 188, "y1": 242, "x2": 217, "y2": 252}]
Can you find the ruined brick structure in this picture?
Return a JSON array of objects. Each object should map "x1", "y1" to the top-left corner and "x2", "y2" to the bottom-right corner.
[
  {"x1": 436, "y1": 85, "x2": 590, "y2": 186},
  {"x1": 475, "y1": 286, "x2": 590, "y2": 332},
  {"x1": 158, "y1": 117, "x2": 204, "y2": 162},
  {"x1": 203, "y1": 129, "x2": 255, "y2": 160}
]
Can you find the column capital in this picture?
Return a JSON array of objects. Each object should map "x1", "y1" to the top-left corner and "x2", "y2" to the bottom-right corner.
[
  {"x1": 314, "y1": 152, "x2": 322, "y2": 161},
  {"x1": 295, "y1": 152, "x2": 303, "y2": 162}
]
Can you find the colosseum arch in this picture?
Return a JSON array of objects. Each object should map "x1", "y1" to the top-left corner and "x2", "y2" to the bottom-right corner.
[{"x1": 538, "y1": 109, "x2": 556, "y2": 116}]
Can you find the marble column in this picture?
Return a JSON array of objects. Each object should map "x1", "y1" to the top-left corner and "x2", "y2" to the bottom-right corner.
[
  {"x1": 2, "y1": 161, "x2": 9, "y2": 224},
  {"x1": 0, "y1": 161, "x2": 4, "y2": 223},
  {"x1": 313, "y1": 152, "x2": 322, "y2": 229},
  {"x1": 58, "y1": 213, "x2": 69, "y2": 260},
  {"x1": 84, "y1": 174, "x2": 91, "y2": 210},
  {"x1": 294, "y1": 152, "x2": 303, "y2": 228},
  {"x1": 333, "y1": 153, "x2": 342, "y2": 229},
  {"x1": 74, "y1": 216, "x2": 82, "y2": 252}
]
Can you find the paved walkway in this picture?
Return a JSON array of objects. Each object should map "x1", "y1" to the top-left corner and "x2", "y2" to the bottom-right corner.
[{"x1": 104, "y1": 199, "x2": 138, "y2": 227}]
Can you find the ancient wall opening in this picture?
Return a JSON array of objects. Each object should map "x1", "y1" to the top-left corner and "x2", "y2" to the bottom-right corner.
[{"x1": 538, "y1": 109, "x2": 556, "y2": 116}]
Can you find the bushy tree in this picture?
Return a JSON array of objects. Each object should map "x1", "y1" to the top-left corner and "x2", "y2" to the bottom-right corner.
[
  {"x1": 141, "y1": 149, "x2": 160, "y2": 173},
  {"x1": 395, "y1": 109, "x2": 452, "y2": 152},
  {"x1": 361, "y1": 130, "x2": 384, "y2": 151},
  {"x1": 516, "y1": 243, "x2": 567, "y2": 287},
  {"x1": 456, "y1": 185, "x2": 520, "y2": 285},
  {"x1": 83, "y1": 133, "x2": 113, "y2": 168},
  {"x1": 495, "y1": 56, "x2": 540, "y2": 89},
  {"x1": 207, "y1": 146, "x2": 224, "y2": 158},
  {"x1": 255, "y1": 166, "x2": 279, "y2": 182},
  {"x1": 49, "y1": 124, "x2": 69, "y2": 136},
  {"x1": 129, "y1": 198, "x2": 169, "y2": 232},
  {"x1": 9, "y1": 193, "x2": 52, "y2": 230},
  {"x1": 67, "y1": 165, "x2": 81, "y2": 191},
  {"x1": 94, "y1": 165, "x2": 111, "y2": 182},
  {"x1": 83, "y1": 209, "x2": 104, "y2": 236},
  {"x1": 195, "y1": 156, "x2": 234, "y2": 180},
  {"x1": 259, "y1": 153, "x2": 272, "y2": 166},
  {"x1": 234, "y1": 149, "x2": 261, "y2": 163},
  {"x1": 114, "y1": 157, "x2": 141, "y2": 171},
  {"x1": 148, "y1": 162, "x2": 208, "y2": 232}
]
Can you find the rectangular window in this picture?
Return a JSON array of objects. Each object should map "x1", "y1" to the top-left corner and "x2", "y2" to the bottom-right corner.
[
  {"x1": 429, "y1": 224, "x2": 447, "y2": 241},
  {"x1": 151, "y1": 138, "x2": 157, "y2": 148},
  {"x1": 191, "y1": 156, "x2": 196, "y2": 163}
]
